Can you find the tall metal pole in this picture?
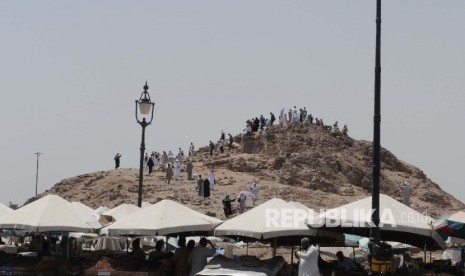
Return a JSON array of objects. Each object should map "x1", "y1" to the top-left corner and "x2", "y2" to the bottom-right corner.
[
  {"x1": 369, "y1": 0, "x2": 382, "y2": 272},
  {"x1": 33, "y1": 152, "x2": 44, "y2": 196},
  {"x1": 138, "y1": 119, "x2": 148, "y2": 208}
]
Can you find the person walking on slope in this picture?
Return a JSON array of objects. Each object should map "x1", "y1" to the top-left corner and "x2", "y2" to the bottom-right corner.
[
  {"x1": 147, "y1": 154, "x2": 155, "y2": 175},
  {"x1": 165, "y1": 163, "x2": 173, "y2": 184},
  {"x1": 237, "y1": 190, "x2": 254, "y2": 214},
  {"x1": 295, "y1": 237, "x2": 320, "y2": 276},
  {"x1": 203, "y1": 177, "x2": 211, "y2": 200},
  {"x1": 197, "y1": 175, "x2": 204, "y2": 199},
  {"x1": 250, "y1": 181, "x2": 258, "y2": 206},
  {"x1": 186, "y1": 159, "x2": 193, "y2": 180},
  {"x1": 208, "y1": 169, "x2": 216, "y2": 190}
]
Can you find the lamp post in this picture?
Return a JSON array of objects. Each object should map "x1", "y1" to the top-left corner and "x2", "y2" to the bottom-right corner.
[
  {"x1": 33, "y1": 152, "x2": 44, "y2": 196},
  {"x1": 369, "y1": 0, "x2": 382, "y2": 274},
  {"x1": 135, "y1": 82, "x2": 155, "y2": 207}
]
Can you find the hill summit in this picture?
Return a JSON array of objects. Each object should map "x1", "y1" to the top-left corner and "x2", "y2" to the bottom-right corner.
[{"x1": 30, "y1": 123, "x2": 464, "y2": 219}]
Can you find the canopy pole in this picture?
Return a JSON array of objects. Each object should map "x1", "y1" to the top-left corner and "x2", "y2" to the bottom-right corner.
[
  {"x1": 290, "y1": 246, "x2": 294, "y2": 275},
  {"x1": 246, "y1": 242, "x2": 248, "y2": 255},
  {"x1": 423, "y1": 245, "x2": 426, "y2": 262},
  {"x1": 429, "y1": 250, "x2": 432, "y2": 263},
  {"x1": 273, "y1": 238, "x2": 277, "y2": 257}
]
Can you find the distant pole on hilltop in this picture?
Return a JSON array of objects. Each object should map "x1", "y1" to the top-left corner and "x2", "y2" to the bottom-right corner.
[
  {"x1": 135, "y1": 82, "x2": 155, "y2": 207},
  {"x1": 33, "y1": 152, "x2": 44, "y2": 196}
]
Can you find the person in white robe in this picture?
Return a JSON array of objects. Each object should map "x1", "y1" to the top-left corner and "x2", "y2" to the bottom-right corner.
[
  {"x1": 174, "y1": 159, "x2": 181, "y2": 180},
  {"x1": 250, "y1": 181, "x2": 258, "y2": 205},
  {"x1": 400, "y1": 182, "x2": 413, "y2": 207},
  {"x1": 208, "y1": 170, "x2": 216, "y2": 190},
  {"x1": 295, "y1": 237, "x2": 319, "y2": 276}
]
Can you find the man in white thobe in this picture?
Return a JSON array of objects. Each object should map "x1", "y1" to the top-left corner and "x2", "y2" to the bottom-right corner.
[
  {"x1": 174, "y1": 159, "x2": 181, "y2": 180},
  {"x1": 208, "y1": 170, "x2": 216, "y2": 190},
  {"x1": 295, "y1": 237, "x2": 319, "y2": 276},
  {"x1": 400, "y1": 182, "x2": 413, "y2": 207}
]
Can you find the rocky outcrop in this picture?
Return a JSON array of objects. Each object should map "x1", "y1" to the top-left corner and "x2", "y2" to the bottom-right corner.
[{"x1": 27, "y1": 123, "x2": 464, "y2": 218}]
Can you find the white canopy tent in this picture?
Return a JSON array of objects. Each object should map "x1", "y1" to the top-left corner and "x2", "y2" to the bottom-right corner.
[
  {"x1": 70, "y1": 201, "x2": 102, "y2": 229},
  {"x1": 215, "y1": 198, "x2": 342, "y2": 246},
  {"x1": 306, "y1": 194, "x2": 445, "y2": 250},
  {"x1": 101, "y1": 199, "x2": 222, "y2": 236},
  {"x1": 0, "y1": 194, "x2": 95, "y2": 233},
  {"x1": 0, "y1": 203, "x2": 13, "y2": 218},
  {"x1": 102, "y1": 203, "x2": 140, "y2": 221}
]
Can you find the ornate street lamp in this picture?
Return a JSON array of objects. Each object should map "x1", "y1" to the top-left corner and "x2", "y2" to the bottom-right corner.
[{"x1": 135, "y1": 81, "x2": 155, "y2": 207}]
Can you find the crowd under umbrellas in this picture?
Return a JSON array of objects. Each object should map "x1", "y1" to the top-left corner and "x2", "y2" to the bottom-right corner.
[
  {"x1": 0, "y1": 194, "x2": 465, "y2": 275},
  {"x1": 0, "y1": 193, "x2": 461, "y2": 275}
]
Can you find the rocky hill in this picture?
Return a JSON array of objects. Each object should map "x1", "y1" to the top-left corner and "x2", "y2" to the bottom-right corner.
[{"x1": 28, "y1": 123, "x2": 464, "y2": 219}]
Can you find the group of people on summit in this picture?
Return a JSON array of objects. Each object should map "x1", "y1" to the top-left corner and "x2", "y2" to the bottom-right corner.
[{"x1": 243, "y1": 106, "x2": 349, "y2": 137}]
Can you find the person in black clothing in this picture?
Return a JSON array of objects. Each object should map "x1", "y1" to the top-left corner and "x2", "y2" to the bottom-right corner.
[
  {"x1": 203, "y1": 178, "x2": 211, "y2": 199},
  {"x1": 209, "y1": 140, "x2": 215, "y2": 155},
  {"x1": 114, "y1": 153, "x2": 122, "y2": 169},
  {"x1": 270, "y1": 112, "x2": 276, "y2": 126},
  {"x1": 222, "y1": 195, "x2": 233, "y2": 218},
  {"x1": 147, "y1": 154, "x2": 155, "y2": 175},
  {"x1": 220, "y1": 130, "x2": 225, "y2": 140},
  {"x1": 252, "y1": 117, "x2": 260, "y2": 132},
  {"x1": 228, "y1": 133, "x2": 234, "y2": 150}
]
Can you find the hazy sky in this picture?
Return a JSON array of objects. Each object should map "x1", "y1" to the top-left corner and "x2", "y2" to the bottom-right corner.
[{"x1": 1, "y1": 1, "x2": 464, "y2": 207}]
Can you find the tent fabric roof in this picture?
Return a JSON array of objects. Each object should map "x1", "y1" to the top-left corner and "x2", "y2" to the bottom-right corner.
[
  {"x1": 0, "y1": 203, "x2": 13, "y2": 218},
  {"x1": 70, "y1": 201, "x2": 103, "y2": 229},
  {"x1": 307, "y1": 194, "x2": 445, "y2": 250},
  {"x1": 102, "y1": 199, "x2": 222, "y2": 236},
  {"x1": 215, "y1": 198, "x2": 316, "y2": 241},
  {"x1": 102, "y1": 203, "x2": 140, "y2": 221},
  {"x1": 0, "y1": 194, "x2": 94, "y2": 232}
]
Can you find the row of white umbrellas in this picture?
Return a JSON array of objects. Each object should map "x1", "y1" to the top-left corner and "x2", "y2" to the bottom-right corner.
[{"x1": 0, "y1": 194, "x2": 459, "y2": 250}]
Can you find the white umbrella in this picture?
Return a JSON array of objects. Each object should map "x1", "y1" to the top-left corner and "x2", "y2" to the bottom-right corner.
[
  {"x1": 102, "y1": 199, "x2": 222, "y2": 236},
  {"x1": 70, "y1": 202, "x2": 102, "y2": 229},
  {"x1": 0, "y1": 194, "x2": 94, "y2": 232},
  {"x1": 0, "y1": 203, "x2": 13, "y2": 218},
  {"x1": 306, "y1": 194, "x2": 445, "y2": 250},
  {"x1": 214, "y1": 198, "x2": 339, "y2": 245},
  {"x1": 102, "y1": 203, "x2": 140, "y2": 221}
]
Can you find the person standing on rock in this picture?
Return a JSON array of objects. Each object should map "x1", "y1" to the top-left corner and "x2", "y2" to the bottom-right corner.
[
  {"x1": 165, "y1": 163, "x2": 173, "y2": 184},
  {"x1": 220, "y1": 130, "x2": 225, "y2": 141},
  {"x1": 186, "y1": 159, "x2": 193, "y2": 180},
  {"x1": 147, "y1": 154, "x2": 155, "y2": 175},
  {"x1": 189, "y1": 142, "x2": 195, "y2": 156},
  {"x1": 197, "y1": 175, "x2": 204, "y2": 199},
  {"x1": 114, "y1": 153, "x2": 122, "y2": 169},
  {"x1": 250, "y1": 180, "x2": 258, "y2": 206},
  {"x1": 228, "y1": 133, "x2": 234, "y2": 150},
  {"x1": 208, "y1": 169, "x2": 216, "y2": 190},
  {"x1": 174, "y1": 159, "x2": 181, "y2": 180},
  {"x1": 219, "y1": 139, "x2": 225, "y2": 153},
  {"x1": 270, "y1": 112, "x2": 276, "y2": 126},
  {"x1": 209, "y1": 140, "x2": 215, "y2": 156},
  {"x1": 203, "y1": 177, "x2": 211, "y2": 200}
]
